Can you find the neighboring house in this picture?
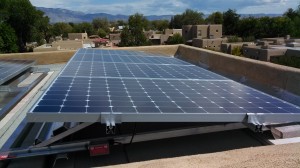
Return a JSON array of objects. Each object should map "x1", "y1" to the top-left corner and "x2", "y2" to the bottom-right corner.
[
  {"x1": 148, "y1": 29, "x2": 183, "y2": 45},
  {"x1": 93, "y1": 38, "x2": 110, "y2": 48},
  {"x1": 68, "y1": 33, "x2": 88, "y2": 40},
  {"x1": 242, "y1": 36, "x2": 300, "y2": 61},
  {"x1": 109, "y1": 33, "x2": 121, "y2": 46},
  {"x1": 182, "y1": 24, "x2": 222, "y2": 42},
  {"x1": 183, "y1": 24, "x2": 223, "y2": 51}
]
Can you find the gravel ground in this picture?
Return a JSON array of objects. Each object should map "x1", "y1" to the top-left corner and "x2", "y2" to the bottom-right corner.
[{"x1": 104, "y1": 143, "x2": 300, "y2": 168}]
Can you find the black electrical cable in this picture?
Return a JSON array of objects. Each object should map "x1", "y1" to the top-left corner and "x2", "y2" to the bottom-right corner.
[
  {"x1": 121, "y1": 123, "x2": 137, "y2": 163},
  {"x1": 129, "y1": 123, "x2": 137, "y2": 144},
  {"x1": 116, "y1": 124, "x2": 130, "y2": 163}
]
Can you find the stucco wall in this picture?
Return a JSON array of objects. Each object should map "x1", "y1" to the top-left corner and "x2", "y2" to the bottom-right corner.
[
  {"x1": 285, "y1": 49, "x2": 300, "y2": 57},
  {"x1": 176, "y1": 44, "x2": 300, "y2": 95},
  {"x1": 52, "y1": 41, "x2": 83, "y2": 50},
  {"x1": 114, "y1": 45, "x2": 179, "y2": 56},
  {"x1": 0, "y1": 50, "x2": 76, "y2": 65},
  {"x1": 33, "y1": 45, "x2": 60, "y2": 52}
]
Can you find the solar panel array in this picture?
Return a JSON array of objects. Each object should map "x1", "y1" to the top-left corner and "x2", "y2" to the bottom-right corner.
[
  {"x1": 0, "y1": 60, "x2": 35, "y2": 85},
  {"x1": 27, "y1": 49, "x2": 300, "y2": 124}
]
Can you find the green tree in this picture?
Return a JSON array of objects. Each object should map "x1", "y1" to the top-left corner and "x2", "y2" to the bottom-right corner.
[
  {"x1": 92, "y1": 18, "x2": 110, "y2": 33},
  {"x1": 116, "y1": 20, "x2": 126, "y2": 26},
  {"x1": 151, "y1": 20, "x2": 169, "y2": 31},
  {"x1": 119, "y1": 26, "x2": 133, "y2": 46},
  {"x1": 120, "y1": 13, "x2": 149, "y2": 46},
  {"x1": 0, "y1": 0, "x2": 9, "y2": 22},
  {"x1": 284, "y1": 3, "x2": 300, "y2": 37},
  {"x1": 272, "y1": 17, "x2": 293, "y2": 37},
  {"x1": 97, "y1": 28, "x2": 107, "y2": 38},
  {"x1": 291, "y1": 16, "x2": 300, "y2": 37},
  {"x1": 223, "y1": 9, "x2": 240, "y2": 35},
  {"x1": 169, "y1": 9, "x2": 204, "y2": 28},
  {"x1": 169, "y1": 15, "x2": 183, "y2": 29},
  {"x1": 30, "y1": 10, "x2": 51, "y2": 44},
  {"x1": 73, "y1": 22, "x2": 95, "y2": 36},
  {"x1": 0, "y1": 23, "x2": 18, "y2": 53},
  {"x1": 166, "y1": 33, "x2": 184, "y2": 44},
  {"x1": 237, "y1": 17, "x2": 259, "y2": 38},
  {"x1": 206, "y1": 12, "x2": 223, "y2": 24},
  {"x1": 52, "y1": 22, "x2": 73, "y2": 38},
  {"x1": 284, "y1": 8, "x2": 298, "y2": 20},
  {"x1": 256, "y1": 17, "x2": 274, "y2": 37},
  {"x1": 5, "y1": 0, "x2": 49, "y2": 51}
]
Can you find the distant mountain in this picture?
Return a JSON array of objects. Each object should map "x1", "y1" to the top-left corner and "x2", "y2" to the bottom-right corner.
[
  {"x1": 37, "y1": 7, "x2": 173, "y2": 23},
  {"x1": 37, "y1": 7, "x2": 283, "y2": 23}
]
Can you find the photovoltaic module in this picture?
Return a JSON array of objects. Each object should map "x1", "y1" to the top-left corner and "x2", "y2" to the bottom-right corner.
[{"x1": 27, "y1": 49, "x2": 300, "y2": 125}]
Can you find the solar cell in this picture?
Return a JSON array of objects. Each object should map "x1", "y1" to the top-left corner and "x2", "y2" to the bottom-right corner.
[
  {"x1": 27, "y1": 49, "x2": 300, "y2": 124},
  {"x1": 60, "y1": 62, "x2": 227, "y2": 80},
  {"x1": 0, "y1": 60, "x2": 35, "y2": 85}
]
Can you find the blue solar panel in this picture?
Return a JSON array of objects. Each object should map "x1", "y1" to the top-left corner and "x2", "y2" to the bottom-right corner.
[
  {"x1": 0, "y1": 60, "x2": 35, "y2": 85},
  {"x1": 27, "y1": 48, "x2": 300, "y2": 124},
  {"x1": 60, "y1": 62, "x2": 227, "y2": 80},
  {"x1": 71, "y1": 50, "x2": 189, "y2": 65},
  {"x1": 32, "y1": 77, "x2": 300, "y2": 114}
]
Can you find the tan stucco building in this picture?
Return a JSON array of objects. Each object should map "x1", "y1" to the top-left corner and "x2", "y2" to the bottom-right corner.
[
  {"x1": 68, "y1": 33, "x2": 88, "y2": 40},
  {"x1": 183, "y1": 24, "x2": 223, "y2": 50}
]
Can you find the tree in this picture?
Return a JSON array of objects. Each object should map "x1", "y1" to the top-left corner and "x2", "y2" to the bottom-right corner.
[
  {"x1": 0, "y1": 23, "x2": 18, "y2": 53},
  {"x1": 291, "y1": 16, "x2": 300, "y2": 37},
  {"x1": 237, "y1": 17, "x2": 259, "y2": 38},
  {"x1": 92, "y1": 18, "x2": 110, "y2": 33},
  {"x1": 120, "y1": 13, "x2": 149, "y2": 46},
  {"x1": 272, "y1": 17, "x2": 293, "y2": 37},
  {"x1": 166, "y1": 33, "x2": 184, "y2": 44},
  {"x1": 73, "y1": 22, "x2": 95, "y2": 36},
  {"x1": 169, "y1": 15, "x2": 183, "y2": 29},
  {"x1": 5, "y1": 0, "x2": 49, "y2": 51},
  {"x1": 283, "y1": 3, "x2": 300, "y2": 37},
  {"x1": 0, "y1": 0, "x2": 9, "y2": 22},
  {"x1": 97, "y1": 28, "x2": 107, "y2": 38},
  {"x1": 52, "y1": 22, "x2": 73, "y2": 38},
  {"x1": 116, "y1": 20, "x2": 126, "y2": 26},
  {"x1": 206, "y1": 12, "x2": 223, "y2": 24},
  {"x1": 223, "y1": 9, "x2": 240, "y2": 35},
  {"x1": 151, "y1": 20, "x2": 169, "y2": 31},
  {"x1": 256, "y1": 17, "x2": 274, "y2": 38},
  {"x1": 182, "y1": 9, "x2": 205, "y2": 25},
  {"x1": 169, "y1": 9, "x2": 204, "y2": 29},
  {"x1": 119, "y1": 26, "x2": 132, "y2": 46},
  {"x1": 31, "y1": 10, "x2": 51, "y2": 44},
  {"x1": 284, "y1": 8, "x2": 298, "y2": 20}
]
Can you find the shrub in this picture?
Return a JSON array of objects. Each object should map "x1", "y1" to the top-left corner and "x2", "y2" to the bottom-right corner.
[
  {"x1": 231, "y1": 46, "x2": 242, "y2": 56},
  {"x1": 271, "y1": 56, "x2": 300, "y2": 68},
  {"x1": 242, "y1": 36, "x2": 255, "y2": 42},
  {"x1": 227, "y1": 36, "x2": 239, "y2": 43},
  {"x1": 166, "y1": 33, "x2": 184, "y2": 44}
]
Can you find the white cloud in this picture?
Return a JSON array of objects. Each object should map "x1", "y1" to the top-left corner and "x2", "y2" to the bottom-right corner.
[{"x1": 239, "y1": 0, "x2": 298, "y2": 14}]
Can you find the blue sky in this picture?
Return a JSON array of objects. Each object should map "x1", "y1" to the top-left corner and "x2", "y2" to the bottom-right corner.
[{"x1": 30, "y1": 0, "x2": 299, "y2": 15}]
